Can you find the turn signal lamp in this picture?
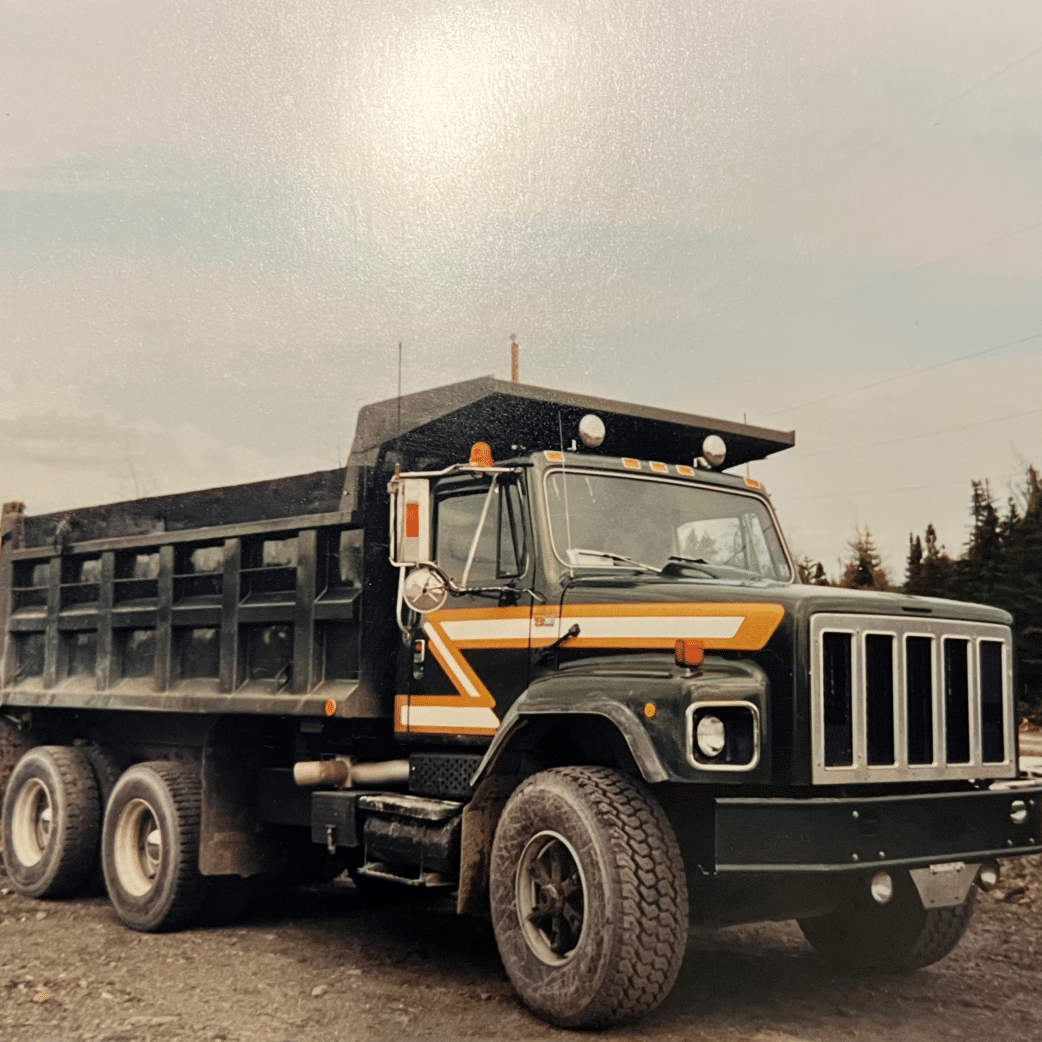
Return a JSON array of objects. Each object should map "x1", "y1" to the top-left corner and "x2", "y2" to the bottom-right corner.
[
  {"x1": 469, "y1": 441, "x2": 494, "y2": 467},
  {"x1": 674, "y1": 639, "x2": 705, "y2": 668},
  {"x1": 324, "y1": 699, "x2": 337, "y2": 717}
]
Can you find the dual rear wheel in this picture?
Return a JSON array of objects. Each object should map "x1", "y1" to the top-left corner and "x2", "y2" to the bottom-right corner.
[{"x1": 2, "y1": 749, "x2": 209, "y2": 931}]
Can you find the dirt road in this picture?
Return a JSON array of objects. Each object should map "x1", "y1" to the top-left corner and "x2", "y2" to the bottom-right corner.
[{"x1": 2, "y1": 855, "x2": 1042, "y2": 1042}]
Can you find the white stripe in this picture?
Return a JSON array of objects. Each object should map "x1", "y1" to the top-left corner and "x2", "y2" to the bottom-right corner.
[
  {"x1": 424, "y1": 624, "x2": 484, "y2": 699},
  {"x1": 565, "y1": 615, "x2": 743, "y2": 640},
  {"x1": 441, "y1": 617, "x2": 531, "y2": 642},
  {"x1": 402, "y1": 705, "x2": 500, "y2": 729},
  {"x1": 441, "y1": 614, "x2": 744, "y2": 642}
]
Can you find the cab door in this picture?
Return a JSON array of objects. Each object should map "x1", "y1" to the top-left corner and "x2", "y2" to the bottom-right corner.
[{"x1": 395, "y1": 473, "x2": 532, "y2": 738}]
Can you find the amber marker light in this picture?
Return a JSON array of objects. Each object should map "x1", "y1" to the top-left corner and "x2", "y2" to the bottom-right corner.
[
  {"x1": 469, "y1": 441, "x2": 494, "y2": 467},
  {"x1": 324, "y1": 699, "x2": 337, "y2": 717},
  {"x1": 674, "y1": 639, "x2": 705, "y2": 668},
  {"x1": 643, "y1": 702, "x2": 657, "y2": 719}
]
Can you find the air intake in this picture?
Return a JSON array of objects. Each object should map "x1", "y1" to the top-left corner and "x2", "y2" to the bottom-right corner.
[{"x1": 810, "y1": 614, "x2": 1015, "y2": 784}]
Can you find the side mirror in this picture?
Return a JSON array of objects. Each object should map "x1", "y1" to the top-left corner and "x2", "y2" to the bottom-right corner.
[{"x1": 390, "y1": 477, "x2": 431, "y2": 566}]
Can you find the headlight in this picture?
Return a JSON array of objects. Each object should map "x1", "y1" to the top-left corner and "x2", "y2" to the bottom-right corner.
[
  {"x1": 686, "y1": 702, "x2": 760, "y2": 771},
  {"x1": 695, "y1": 714, "x2": 726, "y2": 758}
]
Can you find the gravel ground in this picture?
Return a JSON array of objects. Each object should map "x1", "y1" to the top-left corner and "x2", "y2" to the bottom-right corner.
[{"x1": 2, "y1": 856, "x2": 1042, "y2": 1042}]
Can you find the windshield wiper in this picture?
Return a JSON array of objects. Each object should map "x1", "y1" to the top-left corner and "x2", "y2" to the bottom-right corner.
[
  {"x1": 566, "y1": 549, "x2": 659, "y2": 573},
  {"x1": 661, "y1": 555, "x2": 719, "y2": 579}
]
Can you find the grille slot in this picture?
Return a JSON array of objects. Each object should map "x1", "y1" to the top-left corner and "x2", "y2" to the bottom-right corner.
[{"x1": 810, "y1": 615, "x2": 1015, "y2": 784}]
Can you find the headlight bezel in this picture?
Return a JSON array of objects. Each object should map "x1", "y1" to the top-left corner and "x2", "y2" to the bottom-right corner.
[{"x1": 685, "y1": 701, "x2": 761, "y2": 771}]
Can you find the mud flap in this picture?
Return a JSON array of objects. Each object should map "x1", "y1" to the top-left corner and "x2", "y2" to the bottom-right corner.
[{"x1": 909, "y1": 861, "x2": 978, "y2": 908}]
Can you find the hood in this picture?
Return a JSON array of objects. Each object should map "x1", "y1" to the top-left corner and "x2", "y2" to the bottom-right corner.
[{"x1": 558, "y1": 576, "x2": 1012, "y2": 629}]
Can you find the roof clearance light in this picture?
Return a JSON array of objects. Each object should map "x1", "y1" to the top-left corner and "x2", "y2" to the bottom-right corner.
[
  {"x1": 578, "y1": 413, "x2": 606, "y2": 448},
  {"x1": 469, "y1": 441, "x2": 494, "y2": 467},
  {"x1": 702, "y1": 435, "x2": 727, "y2": 468}
]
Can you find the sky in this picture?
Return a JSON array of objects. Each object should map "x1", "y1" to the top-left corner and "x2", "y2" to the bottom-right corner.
[{"x1": 2, "y1": 0, "x2": 1042, "y2": 579}]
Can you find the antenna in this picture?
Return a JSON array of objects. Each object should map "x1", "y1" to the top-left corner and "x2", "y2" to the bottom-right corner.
[
  {"x1": 744, "y1": 411, "x2": 750, "y2": 478},
  {"x1": 396, "y1": 340, "x2": 403, "y2": 457},
  {"x1": 510, "y1": 334, "x2": 519, "y2": 383},
  {"x1": 558, "y1": 410, "x2": 573, "y2": 568}
]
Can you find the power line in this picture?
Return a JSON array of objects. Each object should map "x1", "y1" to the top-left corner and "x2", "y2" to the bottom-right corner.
[
  {"x1": 691, "y1": 44, "x2": 1042, "y2": 349},
  {"x1": 729, "y1": 218, "x2": 1042, "y2": 366},
  {"x1": 778, "y1": 44, "x2": 1042, "y2": 205},
  {"x1": 789, "y1": 479, "x2": 968, "y2": 503},
  {"x1": 762, "y1": 329, "x2": 1042, "y2": 419},
  {"x1": 798, "y1": 400, "x2": 1042, "y2": 460}
]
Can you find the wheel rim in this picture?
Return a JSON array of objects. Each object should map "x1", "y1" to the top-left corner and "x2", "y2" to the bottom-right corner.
[
  {"x1": 10, "y1": 778, "x2": 53, "y2": 868},
  {"x1": 114, "y1": 798, "x2": 164, "y2": 897},
  {"x1": 515, "y1": 830, "x2": 587, "y2": 965}
]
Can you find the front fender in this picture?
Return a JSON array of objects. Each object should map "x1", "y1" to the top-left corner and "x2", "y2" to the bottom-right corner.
[
  {"x1": 473, "y1": 692, "x2": 670, "y2": 787},
  {"x1": 472, "y1": 655, "x2": 772, "y2": 788}
]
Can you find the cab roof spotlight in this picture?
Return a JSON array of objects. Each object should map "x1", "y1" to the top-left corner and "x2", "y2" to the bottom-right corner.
[
  {"x1": 578, "y1": 414, "x2": 606, "y2": 448},
  {"x1": 701, "y1": 435, "x2": 727, "y2": 468}
]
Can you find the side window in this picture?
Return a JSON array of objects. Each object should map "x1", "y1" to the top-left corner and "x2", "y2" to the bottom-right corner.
[
  {"x1": 434, "y1": 478, "x2": 526, "y2": 587},
  {"x1": 497, "y1": 480, "x2": 526, "y2": 579},
  {"x1": 435, "y1": 486, "x2": 498, "y2": 586}
]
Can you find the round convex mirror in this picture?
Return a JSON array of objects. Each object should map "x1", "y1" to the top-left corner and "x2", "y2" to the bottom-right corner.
[{"x1": 402, "y1": 565, "x2": 449, "y2": 614}]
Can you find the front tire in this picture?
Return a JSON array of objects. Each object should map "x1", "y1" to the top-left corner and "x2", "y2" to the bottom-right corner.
[
  {"x1": 1, "y1": 745, "x2": 101, "y2": 899},
  {"x1": 490, "y1": 766, "x2": 688, "y2": 1029},
  {"x1": 798, "y1": 871, "x2": 976, "y2": 973},
  {"x1": 102, "y1": 761, "x2": 209, "y2": 932}
]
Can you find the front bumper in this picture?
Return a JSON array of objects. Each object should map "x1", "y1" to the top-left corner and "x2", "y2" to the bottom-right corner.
[{"x1": 708, "y1": 785, "x2": 1042, "y2": 873}]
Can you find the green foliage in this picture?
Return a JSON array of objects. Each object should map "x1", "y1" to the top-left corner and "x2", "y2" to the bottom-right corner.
[
  {"x1": 906, "y1": 466, "x2": 1042, "y2": 705},
  {"x1": 904, "y1": 524, "x2": 954, "y2": 597},
  {"x1": 838, "y1": 527, "x2": 891, "y2": 591},
  {"x1": 796, "y1": 555, "x2": 830, "y2": 586}
]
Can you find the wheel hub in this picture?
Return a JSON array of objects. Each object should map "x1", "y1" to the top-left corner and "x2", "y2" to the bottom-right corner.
[
  {"x1": 515, "y1": 830, "x2": 587, "y2": 965},
  {"x1": 10, "y1": 778, "x2": 53, "y2": 868},
  {"x1": 113, "y1": 798, "x2": 164, "y2": 897}
]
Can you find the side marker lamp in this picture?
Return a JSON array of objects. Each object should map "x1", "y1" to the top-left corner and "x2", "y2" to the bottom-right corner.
[
  {"x1": 324, "y1": 699, "x2": 337, "y2": 717},
  {"x1": 643, "y1": 702, "x2": 657, "y2": 719},
  {"x1": 469, "y1": 441, "x2": 494, "y2": 467},
  {"x1": 675, "y1": 639, "x2": 705, "y2": 668}
]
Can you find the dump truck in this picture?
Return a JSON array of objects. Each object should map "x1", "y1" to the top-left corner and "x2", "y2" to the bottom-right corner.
[{"x1": 1, "y1": 376, "x2": 1040, "y2": 1028}]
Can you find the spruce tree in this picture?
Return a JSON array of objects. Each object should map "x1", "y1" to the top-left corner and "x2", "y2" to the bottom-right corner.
[{"x1": 839, "y1": 528, "x2": 891, "y2": 591}]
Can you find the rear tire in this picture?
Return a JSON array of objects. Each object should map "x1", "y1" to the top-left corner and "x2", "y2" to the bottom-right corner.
[
  {"x1": 0, "y1": 718, "x2": 33, "y2": 803},
  {"x1": 490, "y1": 766, "x2": 688, "y2": 1029},
  {"x1": 798, "y1": 871, "x2": 976, "y2": 973},
  {"x1": 102, "y1": 761, "x2": 209, "y2": 932},
  {"x1": 83, "y1": 747, "x2": 124, "y2": 894},
  {"x1": 1, "y1": 746, "x2": 100, "y2": 899}
]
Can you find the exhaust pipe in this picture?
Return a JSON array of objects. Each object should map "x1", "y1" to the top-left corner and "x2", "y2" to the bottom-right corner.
[{"x1": 293, "y1": 756, "x2": 410, "y2": 789}]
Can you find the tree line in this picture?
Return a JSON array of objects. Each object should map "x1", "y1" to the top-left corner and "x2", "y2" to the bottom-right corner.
[{"x1": 796, "y1": 465, "x2": 1042, "y2": 708}]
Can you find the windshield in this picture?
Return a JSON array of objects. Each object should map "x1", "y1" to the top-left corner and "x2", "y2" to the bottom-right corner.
[{"x1": 544, "y1": 470, "x2": 792, "y2": 582}]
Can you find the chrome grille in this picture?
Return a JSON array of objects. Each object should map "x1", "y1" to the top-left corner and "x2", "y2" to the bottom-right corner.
[{"x1": 810, "y1": 614, "x2": 1016, "y2": 784}]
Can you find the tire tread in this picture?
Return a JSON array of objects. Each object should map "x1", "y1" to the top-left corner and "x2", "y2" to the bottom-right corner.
[
  {"x1": 104, "y1": 760, "x2": 207, "y2": 932},
  {"x1": 2, "y1": 745, "x2": 100, "y2": 899},
  {"x1": 493, "y1": 766, "x2": 688, "y2": 1028}
]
